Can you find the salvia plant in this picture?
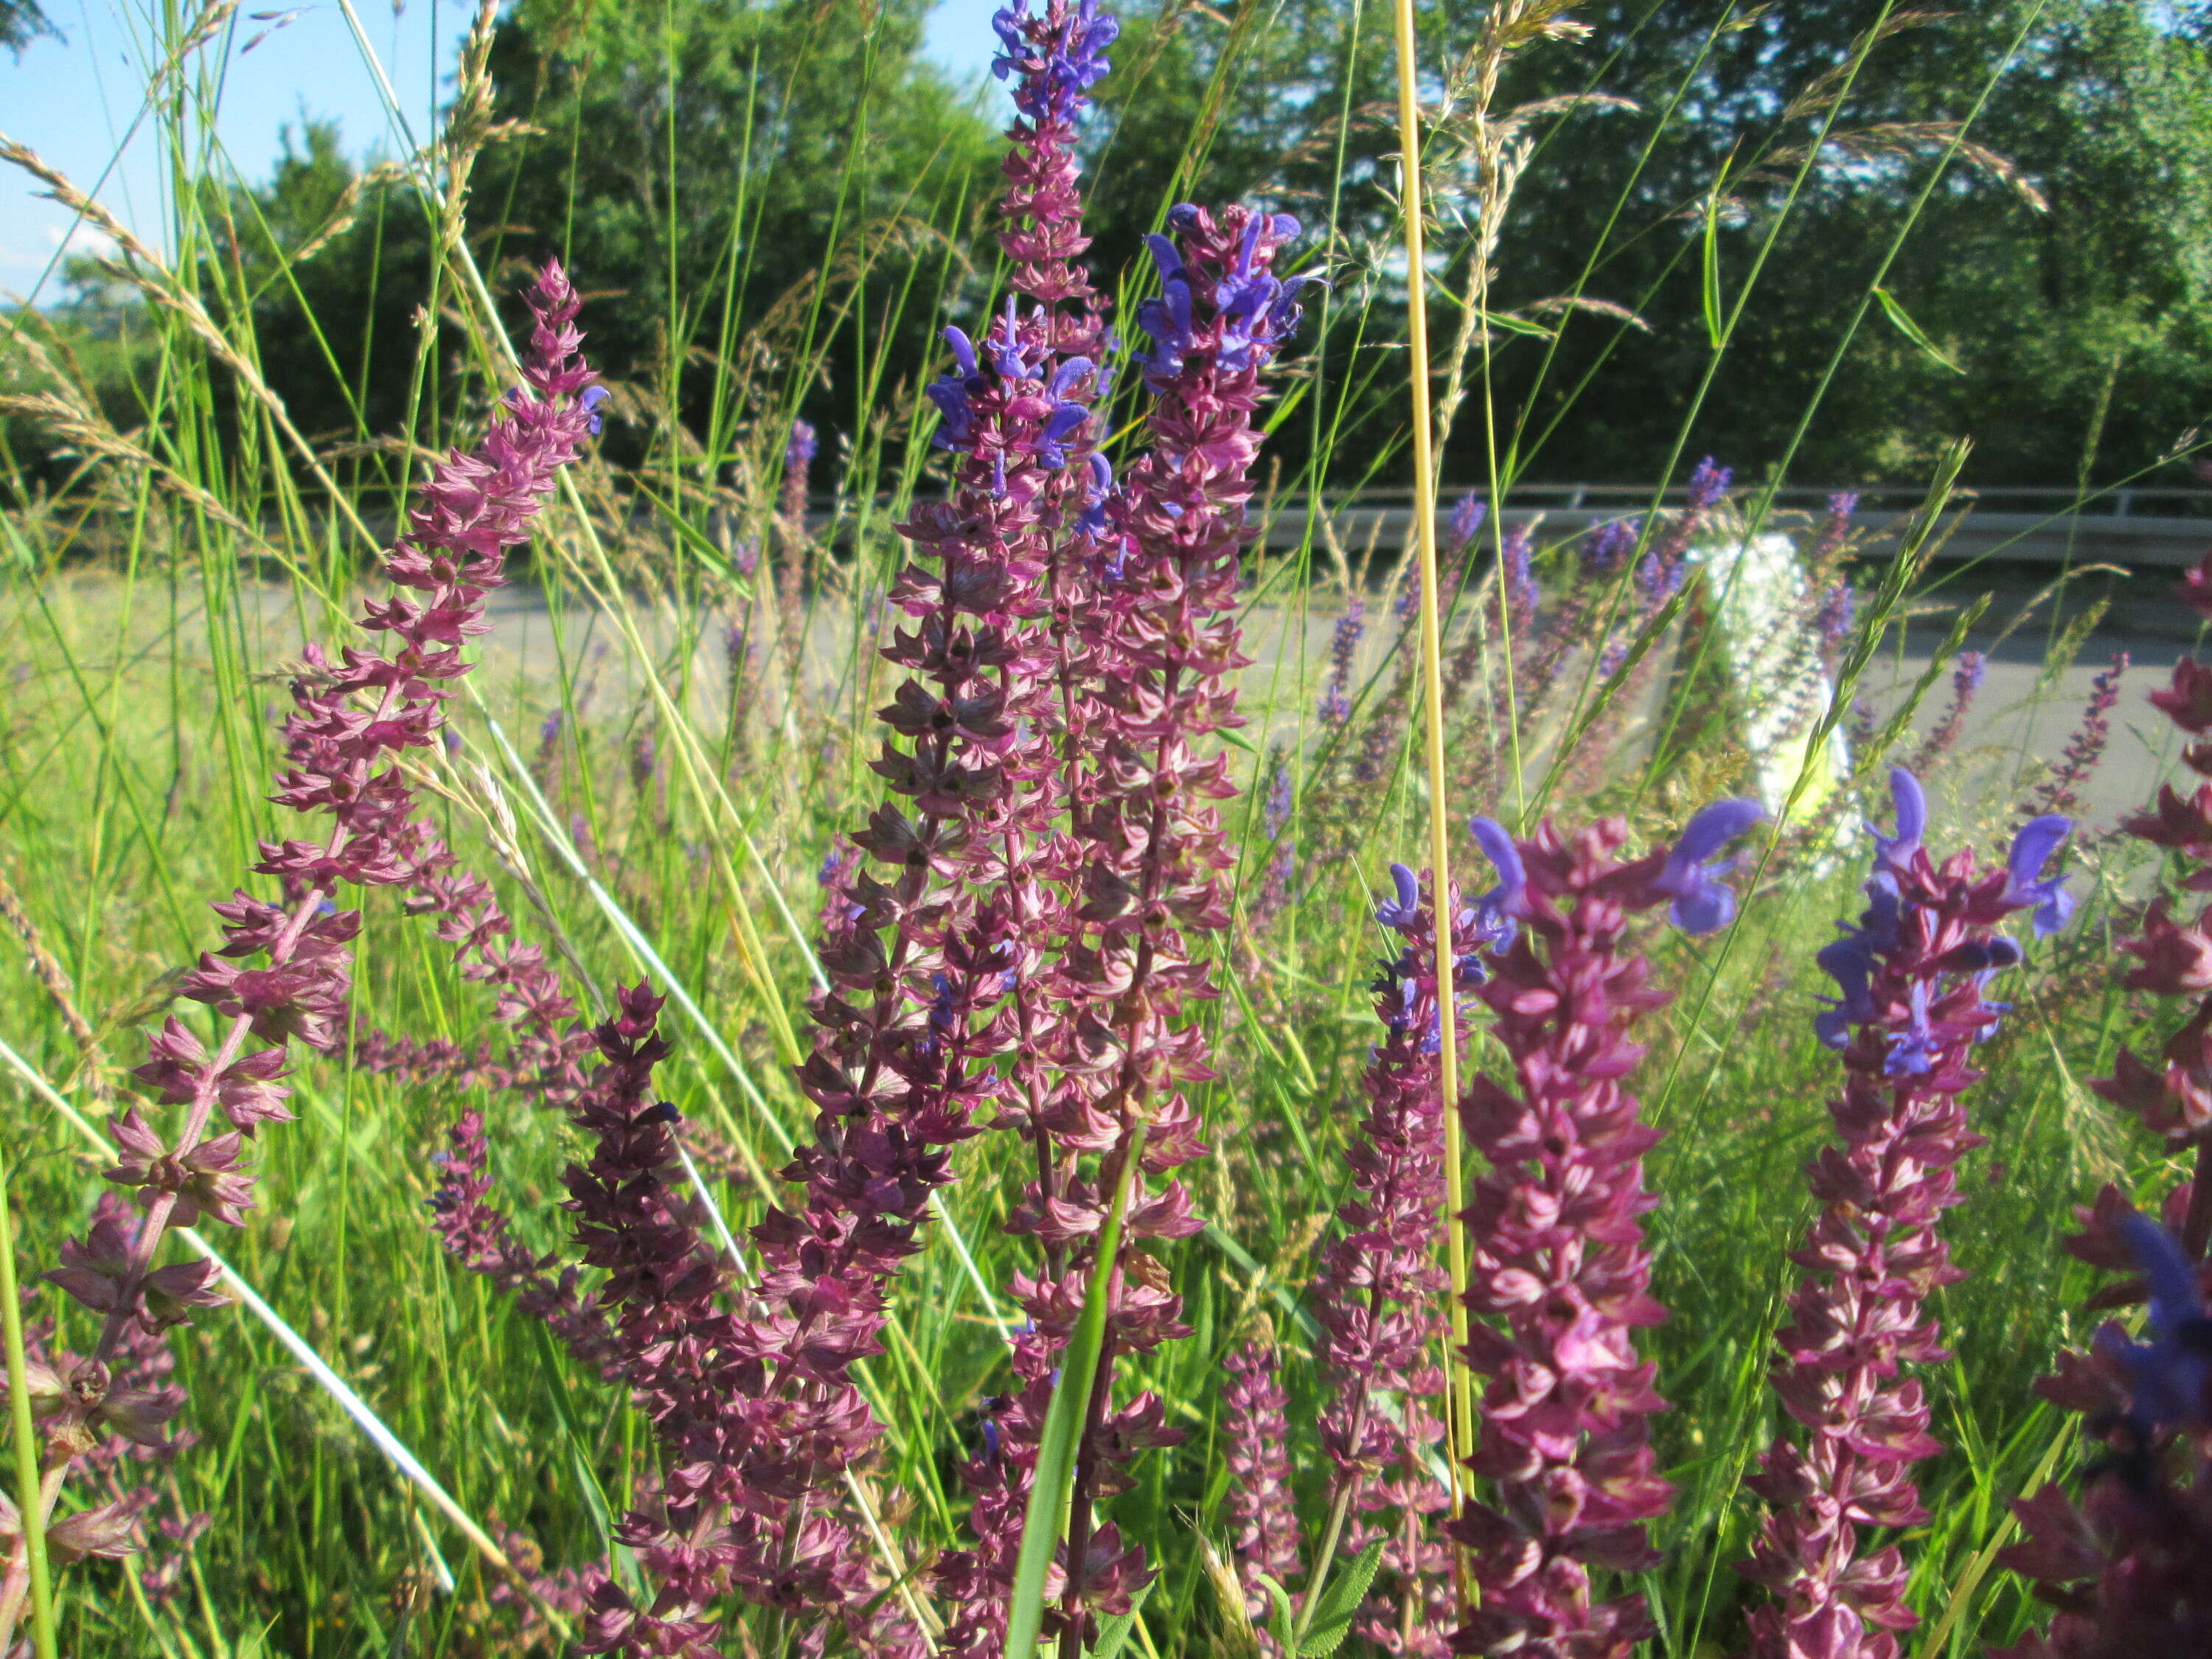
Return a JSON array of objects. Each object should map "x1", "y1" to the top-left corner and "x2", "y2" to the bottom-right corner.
[{"x1": 4, "y1": 0, "x2": 2211, "y2": 1655}]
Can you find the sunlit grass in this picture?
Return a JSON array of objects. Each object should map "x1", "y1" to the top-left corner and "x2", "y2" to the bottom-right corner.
[{"x1": 0, "y1": 0, "x2": 2197, "y2": 1653}]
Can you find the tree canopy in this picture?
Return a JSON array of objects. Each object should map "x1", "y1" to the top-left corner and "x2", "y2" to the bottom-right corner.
[
  {"x1": 15, "y1": 0, "x2": 2212, "y2": 497},
  {"x1": 0, "y1": 0, "x2": 56, "y2": 55}
]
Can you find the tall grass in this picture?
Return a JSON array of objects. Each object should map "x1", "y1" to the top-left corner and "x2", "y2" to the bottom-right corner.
[{"x1": 0, "y1": 0, "x2": 2200, "y2": 1653}]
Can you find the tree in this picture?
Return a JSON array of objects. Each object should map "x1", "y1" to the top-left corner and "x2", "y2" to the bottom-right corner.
[
  {"x1": 467, "y1": 0, "x2": 998, "y2": 466},
  {"x1": 1, "y1": 0, "x2": 58, "y2": 55},
  {"x1": 1083, "y1": 0, "x2": 2212, "y2": 490}
]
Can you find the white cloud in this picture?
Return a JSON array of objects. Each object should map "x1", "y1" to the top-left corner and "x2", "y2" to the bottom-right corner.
[{"x1": 45, "y1": 221, "x2": 119, "y2": 262}]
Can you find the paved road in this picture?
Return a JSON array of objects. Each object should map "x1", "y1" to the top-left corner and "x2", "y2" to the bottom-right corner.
[
  {"x1": 1224, "y1": 586, "x2": 2190, "y2": 832},
  {"x1": 41, "y1": 567, "x2": 2193, "y2": 835},
  {"x1": 1864, "y1": 627, "x2": 2179, "y2": 831}
]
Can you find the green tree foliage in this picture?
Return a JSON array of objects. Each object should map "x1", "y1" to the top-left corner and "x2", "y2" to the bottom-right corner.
[
  {"x1": 1086, "y1": 0, "x2": 2212, "y2": 490},
  {"x1": 467, "y1": 0, "x2": 998, "y2": 462},
  {"x1": 116, "y1": 0, "x2": 998, "y2": 479},
  {"x1": 16, "y1": 0, "x2": 2212, "y2": 498},
  {"x1": 0, "y1": 0, "x2": 57, "y2": 55}
]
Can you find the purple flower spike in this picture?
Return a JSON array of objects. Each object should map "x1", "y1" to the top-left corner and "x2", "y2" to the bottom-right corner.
[
  {"x1": 1742, "y1": 744, "x2": 2071, "y2": 1657},
  {"x1": 1377, "y1": 862, "x2": 1422, "y2": 931},
  {"x1": 1686, "y1": 456, "x2": 1733, "y2": 511},
  {"x1": 2006, "y1": 813, "x2": 2076, "y2": 936},
  {"x1": 992, "y1": 0, "x2": 1116, "y2": 120},
  {"x1": 1467, "y1": 815, "x2": 1526, "y2": 947},
  {"x1": 1450, "y1": 819, "x2": 1683, "y2": 1654},
  {"x1": 7, "y1": 261, "x2": 603, "y2": 1646},
  {"x1": 1449, "y1": 493, "x2": 1486, "y2": 553},
  {"x1": 1655, "y1": 797, "x2": 1764, "y2": 934},
  {"x1": 1500, "y1": 523, "x2": 1539, "y2": 633},
  {"x1": 1581, "y1": 517, "x2": 1636, "y2": 574},
  {"x1": 1319, "y1": 598, "x2": 1363, "y2": 726},
  {"x1": 1872, "y1": 765, "x2": 1927, "y2": 870}
]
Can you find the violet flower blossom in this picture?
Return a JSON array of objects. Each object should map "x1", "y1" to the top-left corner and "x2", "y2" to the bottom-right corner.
[
  {"x1": 1652, "y1": 796, "x2": 1763, "y2": 934},
  {"x1": 1374, "y1": 861, "x2": 1424, "y2": 931},
  {"x1": 1222, "y1": 1338, "x2": 1302, "y2": 1643},
  {"x1": 1639, "y1": 456, "x2": 1728, "y2": 597},
  {"x1": 0, "y1": 260, "x2": 600, "y2": 1648},
  {"x1": 1512, "y1": 518, "x2": 1632, "y2": 712},
  {"x1": 1009, "y1": 198, "x2": 1306, "y2": 1653},
  {"x1": 1265, "y1": 754, "x2": 1295, "y2": 843},
  {"x1": 911, "y1": 6, "x2": 1145, "y2": 1654},
  {"x1": 2102, "y1": 1212, "x2": 2212, "y2": 1438},
  {"x1": 1811, "y1": 490, "x2": 1859, "y2": 568},
  {"x1": 1321, "y1": 597, "x2": 1363, "y2": 727},
  {"x1": 1582, "y1": 518, "x2": 1636, "y2": 574},
  {"x1": 782, "y1": 417, "x2": 817, "y2": 523},
  {"x1": 1590, "y1": 459, "x2": 1728, "y2": 688},
  {"x1": 1686, "y1": 456, "x2": 1733, "y2": 511},
  {"x1": 1451, "y1": 803, "x2": 1759, "y2": 1655},
  {"x1": 1905, "y1": 650, "x2": 1986, "y2": 776},
  {"x1": 2031, "y1": 652, "x2": 2128, "y2": 817},
  {"x1": 1450, "y1": 492, "x2": 1486, "y2": 554},
  {"x1": 1500, "y1": 521, "x2": 1539, "y2": 636},
  {"x1": 1402, "y1": 495, "x2": 1486, "y2": 624},
  {"x1": 1994, "y1": 1203, "x2": 2212, "y2": 1657},
  {"x1": 1992, "y1": 534, "x2": 2212, "y2": 1656},
  {"x1": 1740, "y1": 766, "x2": 2068, "y2": 1659},
  {"x1": 1253, "y1": 751, "x2": 1298, "y2": 931},
  {"x1": 1320, "y1": 866, "x2": 1468, "y2": 1656}
]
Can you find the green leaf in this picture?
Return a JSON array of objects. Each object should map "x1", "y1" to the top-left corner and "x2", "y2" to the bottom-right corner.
[
  {"x1": 1872, "y1": 285, "x2": 1964, "y2": 374},
  {"x1": 630, "y1": 476, "x2": 759, "y2": 591},
  {"x1": 1088, "y1": 1578, "x2": 1154, "y2": 1659},
  {"x1": 1306, "y1": 1537, "x2": 1385, "y2": 1633},
  {"x1": 534, "y1": 1318, "x2": 642, "y2": 1594},
  {"x1": 1485, "y1": 310, "x2": 1556, "y2": 340},
  {"x1": 1700, "y1": 189, "x2": 1724, "y2": 349},
  {"x1": 1256, "y1": 1571, "x2": 1298, "y2": 1659},
  {"x1": 1002, "y1": 1126, "x2": 1152, "y2": 1657},
  {"x1": 1298, "y1": 1538, "x2": 1385, "y2": 1655}
]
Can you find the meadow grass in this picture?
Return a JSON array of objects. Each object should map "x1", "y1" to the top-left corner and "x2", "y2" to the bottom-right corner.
[{"x1": 0, "y1": 0, "x2": 2202, "y2": 1654}]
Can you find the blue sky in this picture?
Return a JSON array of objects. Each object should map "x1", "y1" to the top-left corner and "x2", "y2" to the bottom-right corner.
[{"x1": 1, "y1": 0, "x2": 1005, "y2": 296}]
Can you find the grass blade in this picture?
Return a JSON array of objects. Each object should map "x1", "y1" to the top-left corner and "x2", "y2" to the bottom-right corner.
[
  {"x1": 0, "y1": 1034, "x2": 565, "y2": 1634},
  {"x1": 1002, "y1": 1124, "x2": 1150, "y2": 1658},
  {"x1": 0, "y1": 1159, "x2": 60, "y2": 1659}
]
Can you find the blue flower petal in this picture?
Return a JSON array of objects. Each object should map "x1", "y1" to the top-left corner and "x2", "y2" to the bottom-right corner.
[
  {"x1": 1376, "y1": 863, "x2": 1422, "y2": 932},
  {"x1": 1467, "y1": 816, "x2": 1526, "y2": 948},
  {"x1": 1871, "y1": 765, "x2": 1927, "y2": 869}
]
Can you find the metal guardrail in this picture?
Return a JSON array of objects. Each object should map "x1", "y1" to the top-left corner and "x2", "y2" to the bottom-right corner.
[
  {"x1": 1256, "y1": 485, "x2": 2212, "y2": 568},
  {"x1": 1306, "y1": 482, "x2": 2212, "y2": 518}
]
